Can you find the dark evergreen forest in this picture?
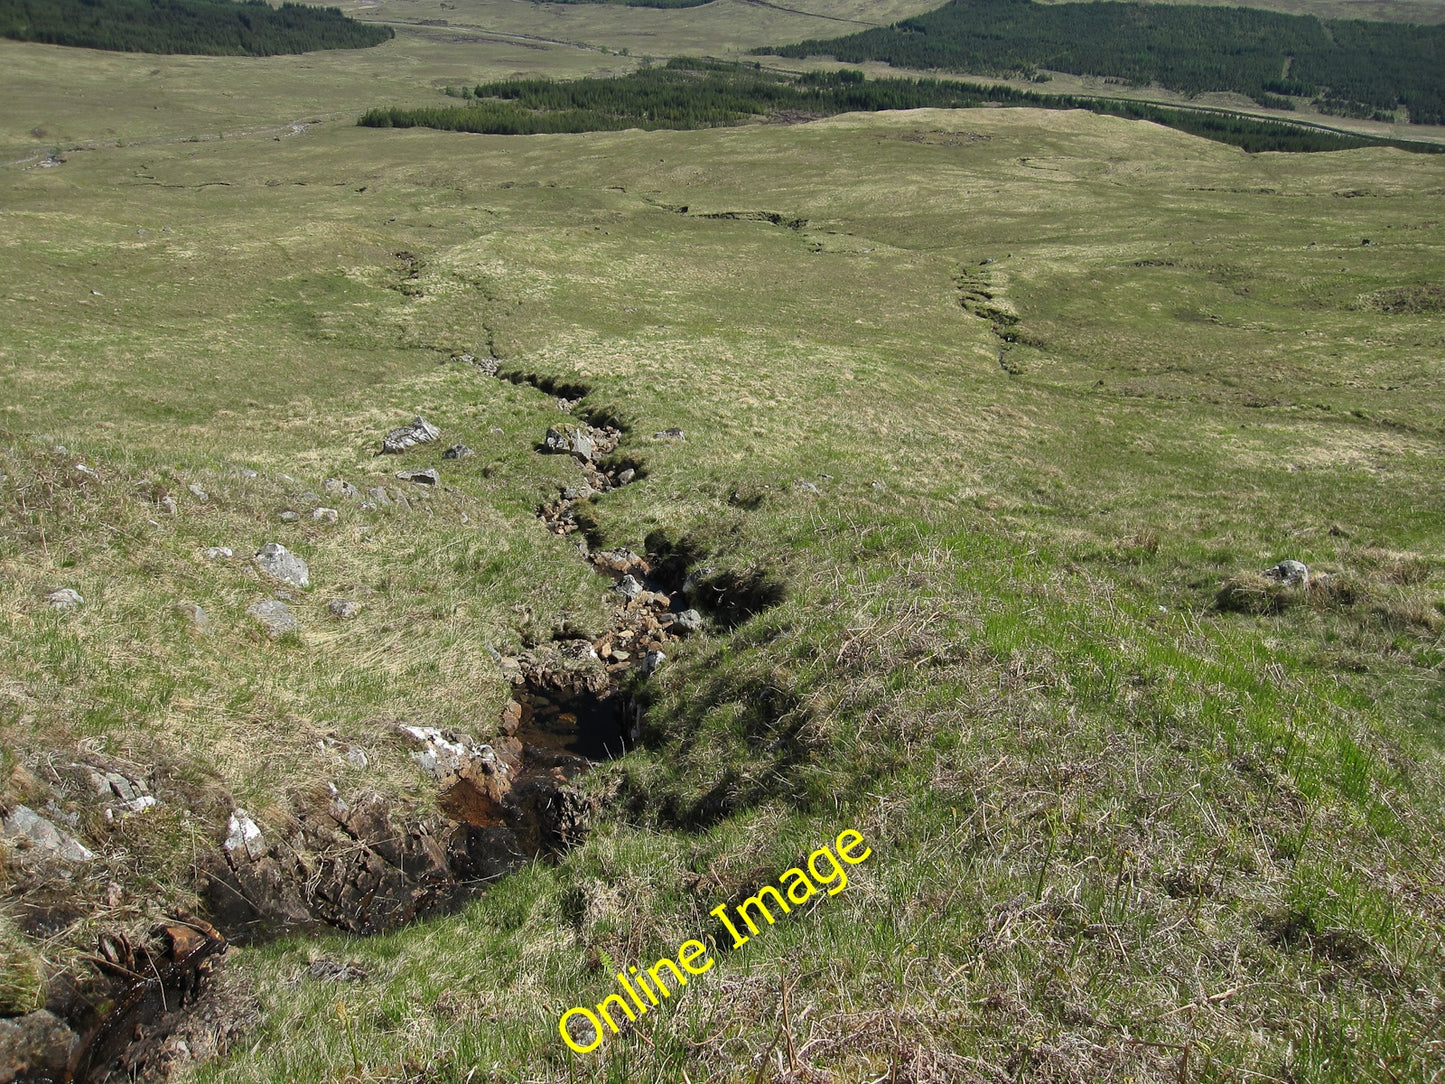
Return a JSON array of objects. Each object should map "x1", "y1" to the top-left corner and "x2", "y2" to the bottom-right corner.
[
  {"x1": 0, "y1": 0, "x2": 393, "y2": 55},
  {"x1": 359, "y1": 60, "x2": 1442, "y2": 153},
  {"x1": 759, "y1": 0, "x2": 1444, "y2": 125}
]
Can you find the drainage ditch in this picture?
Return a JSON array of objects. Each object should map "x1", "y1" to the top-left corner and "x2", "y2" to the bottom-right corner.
[{"x1": 56, "y1": 369, "x2": 710, "y2": 1083}]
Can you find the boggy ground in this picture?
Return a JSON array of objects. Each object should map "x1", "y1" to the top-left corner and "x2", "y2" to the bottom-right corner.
[{"x1": 0, "y1": 93, "x2": 1443, "y2": 1084}]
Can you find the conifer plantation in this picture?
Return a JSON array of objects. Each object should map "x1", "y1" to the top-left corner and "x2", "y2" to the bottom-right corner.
[
  {"x1": 0, "y1": 0, "x2": 392, "y2": 56},
  {"x1": 761, "y1": 0, "x2": 1445, "y2": 124}
]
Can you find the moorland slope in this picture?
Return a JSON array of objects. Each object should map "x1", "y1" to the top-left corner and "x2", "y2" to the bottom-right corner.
[{"x1": 1, "y1": 3, "x2": 1443, "y2": 1083}]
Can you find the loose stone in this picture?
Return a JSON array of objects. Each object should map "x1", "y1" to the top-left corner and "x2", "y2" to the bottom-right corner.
[
  {"x1": 380, "y1": 416, "x2": 441, "y2": 455},
  {"x1": 1, "y1": 805, "x2": 94, "y2": 863},
  {"x1": 45, "y1": 588, "x2": 83, "y2": 610},
  {"x1": 247, "y1": 599, "x2": 300, "y2": 638},
  {"x1": 1262, "y1": 559, "x2": 1309, "y2": 588},
  {"x1": 254, "y1": 542, "x2": 310, "y2": 588},
  {"x1": 672, "y1": 609, "x2": 704, "y2": 634},
  {"x1": 224, "y1": 810, "x2": 267, "y2": 861}
]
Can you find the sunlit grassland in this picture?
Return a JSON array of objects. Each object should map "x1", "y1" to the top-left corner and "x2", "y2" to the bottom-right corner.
[
  {"x1": 0, "y1": 32, "x2": 628, "y2": 164},
  {"x1": 0, "y1": 36, "x2": 1443, "y2": 1081},
  {"x1": 0, "y1": 0, "x2": 947, "y2": 163}
]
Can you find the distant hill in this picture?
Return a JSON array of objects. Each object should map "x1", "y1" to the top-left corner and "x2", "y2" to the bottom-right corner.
[
  {"x1": 0, "y1": 0, "x2": 393, "y2": 56},
  {"x1": 360, "y1": 58, "x2": 1442, "y2": 154},
  {"x1": 541, "y1": 0, "x2": 713, "y2": 6},
  {"x1": 758, "y1": 0, "x2": 1445, "y2": 124}
]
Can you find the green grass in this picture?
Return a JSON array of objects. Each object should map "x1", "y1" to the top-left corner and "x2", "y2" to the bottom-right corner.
[{"x1": 1, "y1": 8, "x2": 1444, "y2": 1083}]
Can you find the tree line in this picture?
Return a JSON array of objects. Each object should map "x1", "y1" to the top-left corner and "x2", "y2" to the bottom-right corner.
[
  {"x1": 758, "y1": 0, "x2": 1444, "y2": 125},
  {"x1": 357, "y1": 60, "x2": 1442, "y2": 154},
  {"x1": 0, "y1": 0, "x2": 393, "y2": 56}
]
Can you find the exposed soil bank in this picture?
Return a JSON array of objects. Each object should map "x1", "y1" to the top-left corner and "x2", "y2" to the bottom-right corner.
[{"x1": 7, "y1": 365, "x2": 731, "y2": 1084}]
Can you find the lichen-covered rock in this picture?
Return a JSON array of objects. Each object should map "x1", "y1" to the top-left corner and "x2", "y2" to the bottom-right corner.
[
  {"x1": 396, "y1": 725, "x2": 518, "y2": 798},
  {"x1": 326, "y1": 599, "x2": 362, "y2": 620},
  {"x1": 247, "y1": 599, "x2": 299, "y2": 638},
  {"x1": 672, "y1": 608, "x2": 704, "y2": 634},
  {"x1": 224, "y1": 810, "x2": 267, "y2": 861},
  {"x1": 1, "y1": 805, "x2": 94, "y2": 863},
  {"x1": 1262, "y1": 559, "x2": 1309, "y2": 587},
  {"x1": 253, "y1": 543, "x2": 309, "y2": 588},
  {"x1": 380, "y1": 416, "x2": 440, "y2": 454},
  {"x1": 395, "y1": 468, "x2": 439, "y2": 486},
  {"x1": 45, "y1": 588, "x2": 83, "y2": 610}
]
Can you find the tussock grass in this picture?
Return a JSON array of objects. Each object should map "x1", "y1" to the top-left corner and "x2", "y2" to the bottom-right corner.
[{"x1": 0, "y1": 910, "x2": 44, "y2": 1016}]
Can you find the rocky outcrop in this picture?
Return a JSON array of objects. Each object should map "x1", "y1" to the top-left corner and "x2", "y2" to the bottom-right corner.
[{"x1": 379, "y1": 416, "x2": 440, "y2": 455}]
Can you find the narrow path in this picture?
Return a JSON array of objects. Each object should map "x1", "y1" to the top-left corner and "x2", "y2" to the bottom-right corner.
[
  {"x1": 362, "y1": 16, "x2": 615, "y2": 53},
  {"x1": 735, "y1": 0, "x2": 882, "y2": 27},
  {"x1": 2, "y1": 113, "x2": 352, "y2": 170}
]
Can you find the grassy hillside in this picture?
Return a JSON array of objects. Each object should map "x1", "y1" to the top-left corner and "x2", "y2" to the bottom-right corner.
[
  {"x1": 4, "y1": 0, "x2": 1438, "y2": 169},
  {"x1": 1, "y1": 0, "x2": 1443, "y2": 1077},
  {"x1": 760, "y1": 0, "x2": 1445, "y2": 123},
  {"x1": 2, "y1": 97, "x2": 1443, "y2": 1082},
  {"x1": 361, "y1": 59, "x2": 1443, "y2": 151}
]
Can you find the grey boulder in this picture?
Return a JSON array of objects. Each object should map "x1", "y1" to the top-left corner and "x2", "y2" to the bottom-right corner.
[
  {"x1": 45, "y1": 588, "x2": 83, "y2": 610},
  {"x1": 254, "y1": 543, "x2": 309, "y2": 588},
  {"x1": 1262, "y1": 559, "x2": 1309, "y2": 588},
  {"x1": 247, "y1": 599, "x2": 300, "y2": 638},
  {"x1": 380, "y1": 415, "x2": 441, "y2": 454},
  {"x1": 1, "y1": 805, "x2": 94, "y2": 863}
]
